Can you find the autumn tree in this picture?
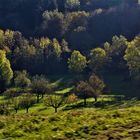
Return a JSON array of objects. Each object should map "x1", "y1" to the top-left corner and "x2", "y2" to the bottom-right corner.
[{"x1": 66, "y1": 93, "x2": 78, "y2": 104}]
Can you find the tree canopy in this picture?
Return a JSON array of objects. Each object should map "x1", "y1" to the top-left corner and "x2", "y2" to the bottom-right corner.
[{"x1": 0, "y1": 50, "x2": 13, "y2": 91}]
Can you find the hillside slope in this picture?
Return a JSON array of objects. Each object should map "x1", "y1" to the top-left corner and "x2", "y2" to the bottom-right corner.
[{"x1": 0, "y1": 99, "x2": 140, "y2": 140}]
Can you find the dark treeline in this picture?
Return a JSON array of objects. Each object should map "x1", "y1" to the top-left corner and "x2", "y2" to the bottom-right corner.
[
  {"x1": 0, "y1": 29, "x2": 140, "y2": 81},
  {"x1": 0, "y1": 0, "x2": 140, "y2": 94},
  {"x1": 0, "y1": 0, "x2": 140, "y2": 49}
]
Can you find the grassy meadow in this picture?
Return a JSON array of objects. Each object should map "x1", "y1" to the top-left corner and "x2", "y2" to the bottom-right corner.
[{"x1": 0, "y1": 76, "x2": 140, "y2": 140}]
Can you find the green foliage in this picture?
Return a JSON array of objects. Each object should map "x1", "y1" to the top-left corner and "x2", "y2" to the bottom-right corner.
[
  {"x1": 0, "y1": 30, "x2": 14, "y2": 53},
  {"x1": 11, "y1": 97, "x2": 20, "y2": 113},
  {"x1": 31, "y1": 75, "x2": 50, "y2": 103},
  {"x1": 19, "y1": 94, "x2": 36, "y2": 113},
  {"x1": 76, "y1": 74, "x2": 105, "y2": 104},
  {"x1": 44, "y1": 94, "x2": 78, "y2": 113},
  {"x1": 0, "y1": 50, "x2": 13, "y2": 90},
  {"x1": 110, "y1": 35, "x2": 127, "y2": 56},
  {"x1": 51, "y1": 38, "x2": 62, "y2": 58},
  {"x1": 89, "y1": 48, "x2": 107, "y2": 72},
  {"x1": 88, "y1": 74, "x2": 105, "y2": 100},
  {"x1": 44, "y1": 95, "x2": 67, "y2": 113},
  {"x1": 0, "y1": 102, "x2": 10, "y2": 115},
  {"x1": 124, "y1": 36, "x2": 140, "y2": 80},
  {"x1": 4, "y1": 88, "x2": 22, "y2": 99},
  {"x1": 76, "y1": 81, "x2": 91, "y2": 105},
  {"x1": 68, "y1": 50, "x2": 87, "y2": 73},
  {"x1": 0, "y1": 99, "x2": 140, "y2": 139},
  {"x1": 39, "y1": 37, "x2": 50, "y2": 49},
  {"x1": 42, "y1": 10, "x2": 64, "y2": 38},
  {"x1": 14, "y1": 70, "x2": 31, "y2": 88},
  {"x1": 65, "y1": 0, "x2": 80, "y2": 10},
  {"x1": 61, "y1": 39, "x2": 71, "y2": 52},
  {"x1": 103, "y1": 35, "x2": 128, "y2": 70}
]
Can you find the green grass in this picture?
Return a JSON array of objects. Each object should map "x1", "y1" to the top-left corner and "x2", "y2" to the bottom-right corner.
[
  {"x1": 0, "y1": 74, "x2": 140, "y2": 139},
  {"x1": 55, "y1": 86, "x2": 74, "y2": 94},
  {"x1": 0, "y1": 98, "x2": 140, "y2": 140}
]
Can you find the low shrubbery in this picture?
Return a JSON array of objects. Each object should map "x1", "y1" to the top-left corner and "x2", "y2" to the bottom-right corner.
[{"x1": 0, "y1": 102, "x2": 10, "y2": 115}]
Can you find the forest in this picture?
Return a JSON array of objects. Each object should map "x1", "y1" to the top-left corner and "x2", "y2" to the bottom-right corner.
[{"x1": 0, "y1": 0, "x2": 140, "y2": 140}]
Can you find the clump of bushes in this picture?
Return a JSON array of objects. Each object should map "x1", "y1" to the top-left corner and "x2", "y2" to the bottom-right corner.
[
  {"x1": 0, "y1": 102, "x2": 10, "y2": 115},
  {"x1": 3, "y1": 88, "x2": 22, "y2": 99},
  {"x1": 14, "y1": 70, "x2": 31, "y2": 88}
]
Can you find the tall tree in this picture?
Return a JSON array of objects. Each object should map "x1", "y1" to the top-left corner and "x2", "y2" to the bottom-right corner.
[
  {"x1": 31, "y1": 75, "x2": 50, "y2": 103},
  {"x1": 0, "y1": 50, "x2": 13, "y2": 93},
  {"x1": 124, "y1": 36, "x2": 140, "y2": 80},
  {"x1": 76, "y1": 74, "x2": 105, "y2": 104},
  {"x1": 88, "y1": 74, "x2": 105, "y2": 102},
  {"x1": 89, "y1": 48, "x2": 107, "y2": 73},
  {"x1": 68, "y1": 50, "x2": 87, "y2": 73},
  {"x1": 76, "y1": 80, "x2": 91, "y2": 105}
]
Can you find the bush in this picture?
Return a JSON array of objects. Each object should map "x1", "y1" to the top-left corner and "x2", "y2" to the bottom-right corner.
[
  {"x1": 0, "y1": 121, "x2": 5, "y2": 129},
  {"x1": 3, "y1": 88, "x2": 21, "y2": 99},
  {"x1": 14, "y1": 70, "x2": 31, "y2": 88},
  {"x1": 0, "y1": 102, "x2": 10, "y2": 115}
]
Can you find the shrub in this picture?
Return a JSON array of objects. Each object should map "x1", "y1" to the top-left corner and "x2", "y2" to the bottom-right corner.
[
  {"x1": 11, "y1": 97, "x2": 20, "y2": 113},
  {"x1": 3, "y1": 88, "x2": 21, "y2": 99},
  {"x1": 0, "y1": 102, "x2": 10, "y2": 115},
  {"x1": 14, "y1": 70, "x2": 31, "y2": 88},
  {"x1": 0, "y1": 121, "x2": 5, "y2": 129},
  {"x1": 67, "y1": 93, "x2": 78, "y2": 104}
]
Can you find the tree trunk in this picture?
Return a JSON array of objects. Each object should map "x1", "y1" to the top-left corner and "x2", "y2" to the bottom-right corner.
[
  {"x1": 15, "y1": 109, "x2": 18, "y2": 113},
  {"x1": 37, "y1": 95, "x2": 40, "y2": 103},
  {"x1": 26, "y1": 108, "x2": 29, "y2": 113},
  {"x1": 84, "y1": 98, "x2": 87, "y2": 106},
  {"x1": 94, "y1": 97, "x2": 97, "y2": 102},
  {"x1": 55, "y1": 107, "x2": 57, "y2": 113},
  {"x1": 41, "y1": 94, "x2": 44, "y2": 99}
]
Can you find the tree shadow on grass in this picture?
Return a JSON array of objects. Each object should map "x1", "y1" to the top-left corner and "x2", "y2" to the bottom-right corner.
[{"x1": 63, "y1": 98, "x2": 140, "y2": 111}]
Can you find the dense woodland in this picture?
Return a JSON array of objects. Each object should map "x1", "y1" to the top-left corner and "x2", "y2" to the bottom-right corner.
[
  {"x1": 0, "y1": 1, "x2": 140, "y2": 139},
  {"x1": 0, "y1": 0, "x2": 140, "y2": 89}
]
